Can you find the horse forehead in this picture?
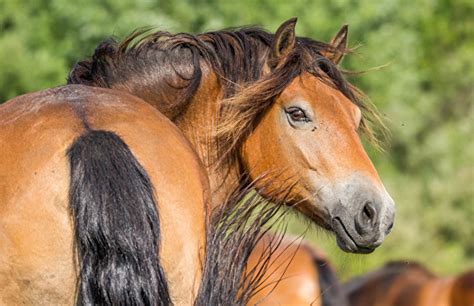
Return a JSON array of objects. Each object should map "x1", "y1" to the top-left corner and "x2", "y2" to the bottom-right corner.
[
  {"x1": 282, "y1": 74, "x2": 354, "y2": 108},
  {"x1": 279, "y1": 74, "x2": 357, "y2": 124}
]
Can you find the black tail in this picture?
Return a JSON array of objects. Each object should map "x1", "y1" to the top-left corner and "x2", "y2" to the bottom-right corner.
[
  {"x1": 67, "y1": 130, "x2": 171, "y2": 305},
  {"x1": 312, "y1": 254, "x2": 348, "y2": 306}
]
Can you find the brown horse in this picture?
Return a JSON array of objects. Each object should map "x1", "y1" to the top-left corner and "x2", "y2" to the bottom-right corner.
[
  {"x1": 69, "y1": 17, "x2": 395, "y2": 255},
  {"x1": 246, "y1": 235, "x2": 348, "y2": 306},
  {"x1": 69, "y1": 19, "x2": 395, "y2": 303},
  {"x1": 0, "y1": 85, "x2": 279, "y2": 305},
  {"x1": 342, "y1": 261, "x2": 474, "y2": 306}
]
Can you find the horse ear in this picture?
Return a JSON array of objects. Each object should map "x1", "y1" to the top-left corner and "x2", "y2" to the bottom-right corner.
[
  {"x1": 323, "y1": 24, "x2": 348, "y2": 65},
  {"x1": 269, "y1": 17, "x2": 297, "y2": 68}
]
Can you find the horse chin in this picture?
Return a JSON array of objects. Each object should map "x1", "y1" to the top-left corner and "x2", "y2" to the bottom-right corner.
[
  {"x1": 332, "y1": 217, "x2": 376, "y2": 254},
  {"x1": 294, "y1": 202, "x2": 379, "y2": 254}
]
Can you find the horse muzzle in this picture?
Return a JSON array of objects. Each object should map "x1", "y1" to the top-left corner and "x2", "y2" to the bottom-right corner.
[{"x1": 328, "y1": 176, "x2": 395, "y2": 254}]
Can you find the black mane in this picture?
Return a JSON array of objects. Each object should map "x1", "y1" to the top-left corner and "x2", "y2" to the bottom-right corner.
[
  {"x1": 68, "y1": 26, "x2": 353, "y2": 118},
  {"x1": 68, "y1": 24, "x2": 384, "y2": 168}
]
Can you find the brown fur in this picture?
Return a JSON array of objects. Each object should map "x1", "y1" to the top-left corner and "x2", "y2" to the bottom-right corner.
[
  {"x1": 0, "y1": 85, "x2": 207, "y2": 304},
  {"x1": 246, "y1": 235, "x2": 322, "y2": 306},
  {"x1": 451, "y1": 270, "x2": 474, "y2": 306},
  {"x1": 343, "y1": 261, "x2": 474, "y2": 306},
  {"x1": 246, "y1": 236, "x2": 347, "y2": 306}
]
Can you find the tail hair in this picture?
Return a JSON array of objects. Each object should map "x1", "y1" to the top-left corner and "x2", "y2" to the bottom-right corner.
[{"x1": 68, "y1": 130, "x2": 171, "y2": 305}]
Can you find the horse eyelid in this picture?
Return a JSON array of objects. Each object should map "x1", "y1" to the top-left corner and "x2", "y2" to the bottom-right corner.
[{"x1": 285, "y1": 107, "x2": 312, "y2": 125}]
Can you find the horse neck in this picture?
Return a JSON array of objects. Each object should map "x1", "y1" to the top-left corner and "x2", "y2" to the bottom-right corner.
[
  {"x1": 108, "y1": 56, "x2": 253, "y2": 208},
  {"x1": 171, "y1": 68, "x2": 243, "y2": 208}
]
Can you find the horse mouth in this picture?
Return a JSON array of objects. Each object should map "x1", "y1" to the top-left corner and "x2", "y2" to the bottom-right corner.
[{"x1": 332, "y1": 217, "x2": 375, "y2": 254}]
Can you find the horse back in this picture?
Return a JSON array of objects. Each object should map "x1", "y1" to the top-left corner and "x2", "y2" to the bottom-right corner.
[{"x1": 451, "y1": 269, "x2": 474, "y2": 306}]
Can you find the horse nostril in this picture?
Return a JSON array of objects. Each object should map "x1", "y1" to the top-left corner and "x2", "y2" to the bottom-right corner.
[
  {"x1": 362, "y1": 202, "x2": 376, "y2": 223},
  {"x1": 355, "y1": 201, "x2": 378, "y2": 236}
]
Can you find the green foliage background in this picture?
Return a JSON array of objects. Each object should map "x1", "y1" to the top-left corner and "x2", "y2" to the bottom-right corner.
[{"x1": 1, "y1": 0, "x2": 472, "y2": 278}]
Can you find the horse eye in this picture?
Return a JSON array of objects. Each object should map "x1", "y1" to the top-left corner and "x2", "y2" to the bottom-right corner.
[{"x1": 287, "y1": 108, "x2": 308, "y2": 122}]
